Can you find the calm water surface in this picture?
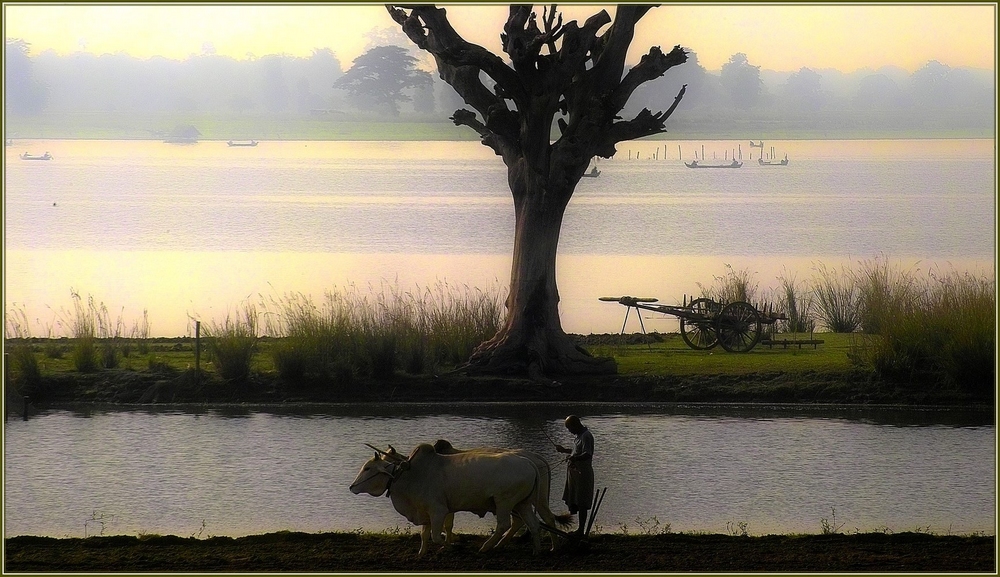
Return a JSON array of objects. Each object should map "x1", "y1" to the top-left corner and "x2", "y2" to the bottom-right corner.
[
  {"x1": 3, "y1": 404, "x2": 994, "y2": 538},
  {"x1": 3, "y1": 141, "x2": 995, "y2": 541},
  {"x1": 4, "y1": 139, "x2": 994, "y2": 336}
]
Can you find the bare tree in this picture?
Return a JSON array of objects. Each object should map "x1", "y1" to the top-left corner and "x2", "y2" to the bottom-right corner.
[{"x1": 387, "y1": 4, "x2": 687, "y2": 379}]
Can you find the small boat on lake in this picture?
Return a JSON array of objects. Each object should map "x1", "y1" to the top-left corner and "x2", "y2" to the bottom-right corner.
[
  {"x1": 758, "y1": 154, "x2": 789, "y2": 166},
  {"x1": 20, "y1": 152, "x2": 52, "y2": 161},
  {"x1": 227, "y1": 140, "x2": 259, "y2": 147},
  {"x1": 581, "y1": 165, "x2": 601, "y2": 178},
  {"x1": 685, "y1": 159, "x2": 742, "y2": 169}
]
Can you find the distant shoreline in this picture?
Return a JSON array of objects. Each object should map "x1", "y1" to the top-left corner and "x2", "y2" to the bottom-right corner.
[{"x1": 5, "y1": 113, "x2": 993, "y2": 142}]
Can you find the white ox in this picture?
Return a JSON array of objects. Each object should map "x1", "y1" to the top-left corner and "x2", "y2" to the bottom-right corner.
[
  {"x1": 431, "y1": 439, "x2": 573, "y2": 550},
  {"x1": 350, "y1": 443, "x2": 546, "y2": 556}
]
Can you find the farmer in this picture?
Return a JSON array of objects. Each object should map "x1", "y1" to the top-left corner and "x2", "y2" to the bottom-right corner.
[{"x1": 556, "y1": 415, "x2": 595, "y2": 535}]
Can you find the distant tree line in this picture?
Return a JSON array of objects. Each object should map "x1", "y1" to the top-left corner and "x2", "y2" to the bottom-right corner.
[
  {"x1": 628, "y1": 50, "x2": 995, "y2": 133},
  {"x1": 5, "y1": 38, "x2": 995, "y2": 133},
  {"x1": 5, "y1": 40, "x2": 348, "y2": 116}
]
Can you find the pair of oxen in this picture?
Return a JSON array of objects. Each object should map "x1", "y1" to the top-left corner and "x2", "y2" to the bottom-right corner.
[{"x1": 349, "y1": 439, "x2": 574, "y2": 556}]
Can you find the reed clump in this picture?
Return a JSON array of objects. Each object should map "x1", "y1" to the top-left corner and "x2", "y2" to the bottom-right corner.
[
  {"x1": 204, "y1": 304, "x2": 260, "y2": 384},
  {"x1": 699, "y1": 264, "x2": 760, "y2": 305},
  {"x1": 842, "y1": 258, "x2": 994, "y2": 397},
  {"x1": 67, "y1": 291, "x2": 99, "y2": 372},
  {"x1": 776, "y1": 267, "x2": 815, "y2": 334},
  {"x1": 262, "y1": 280, "x2": 503, "y2": 384},
  {"x1": 810, "y1": 263, "x2": 861, "y2": 333},
  {"x1": 4, "y1": 306, "x2": 42, "y2": 390}
]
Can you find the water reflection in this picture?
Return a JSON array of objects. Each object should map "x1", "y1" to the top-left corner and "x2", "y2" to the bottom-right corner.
[
  {"x1": 40, "y1": 401, "x2": 996, "y2": 428},
  {"x1": 4, "y1": 404, "x2": 994, "y2": 538}
]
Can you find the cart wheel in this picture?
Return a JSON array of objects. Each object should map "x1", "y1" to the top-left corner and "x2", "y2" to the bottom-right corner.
[
  {"x1": 716, "y1": 301, "x2": 762, "y2": 352},
  {"x1": 680, "y1": 298, "x2": 719, "y2": 350}
]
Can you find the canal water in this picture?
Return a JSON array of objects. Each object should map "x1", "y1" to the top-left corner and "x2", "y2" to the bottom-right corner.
[{"x1": 3, "y1": 404, "x2": 994, "y2": 538}]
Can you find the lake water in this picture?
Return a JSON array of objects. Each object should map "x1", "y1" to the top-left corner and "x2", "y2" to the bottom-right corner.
[
  {"x1": 3, "y1": 404, "x2": 994, "y2": 538},
  {"x1": 3, "y1": 139, "x2": 995, "y2": 337}
]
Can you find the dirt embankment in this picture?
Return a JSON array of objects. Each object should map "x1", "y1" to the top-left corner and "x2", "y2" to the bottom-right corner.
[
  {"x1": 5, "y1": 531, "x2": 993, "y2": 572},
  {"x1": 15, "y1": 365, "x2": 984, "y2": 410}
]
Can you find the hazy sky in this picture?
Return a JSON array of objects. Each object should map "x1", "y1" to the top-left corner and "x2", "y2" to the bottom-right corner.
[{"x1": 4, "y1": 3, "x2": 996, "y2": 73}]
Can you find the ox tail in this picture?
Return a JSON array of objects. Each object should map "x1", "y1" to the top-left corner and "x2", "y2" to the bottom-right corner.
[
  {"x1": 553, "y1": 512, "x2": 574, "y2": 528},
  {"x1": 534, "y1": 457, "x2": 573, "y2": 528}
]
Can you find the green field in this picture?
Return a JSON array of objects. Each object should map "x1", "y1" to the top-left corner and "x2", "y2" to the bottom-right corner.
[
  {"x1": 7, "y1": 331, "x2": 987, "y2": 408},
  {"x1": 585, "y1": 332, "x2": 853, "y2": 376},
  {"x1": 11, "y1": 333, "x2": 851, "y2": 381}
]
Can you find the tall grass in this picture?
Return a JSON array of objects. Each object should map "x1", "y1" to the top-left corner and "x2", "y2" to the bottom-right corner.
[
  {"x1": 776, "y1": 268, "x2": 815, "y2": 333},
  {"x1": 4, "y1": 306, "x2": 41, "y2": 391},
  {"x1": 261, "y1": 280, "x2": 504, "y2": 383},
  {"x1": 844, "y1": 260, "x2": 995, "y2": 396},
  {"x1": 923, "y1": 270, "x2": 995, "y2": 395},
  {"x1": 205, "y1": 304, "x2": 259, "y2": 384},
  {"x1": 698, "y1": 264, "x2": 759, "y2": 304},
  {"x1": 811, "y1": 263, "x2": 861, "y2": 333},
  {"x1": 68, "y1": 291, "x2": 99, "y2": 372},
  {"x1": 132, "y1": 310, "x2": 151, "y2": 355},
  {"x1": 853, "y1": 256, "x2": 923, "y2": 335},
  {"x1": 262, "y1": 288, "x2": 361, "y2": 385},
  {"x1": 417, "y1": 280, "x2": 505, "y2": 368}
]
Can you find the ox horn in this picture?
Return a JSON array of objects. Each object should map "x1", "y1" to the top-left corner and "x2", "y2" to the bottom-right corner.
[{"x1": 364, "y1": 443, "x2": 387, "y2": 455}]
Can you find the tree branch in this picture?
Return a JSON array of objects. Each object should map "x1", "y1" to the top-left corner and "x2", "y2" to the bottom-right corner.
[
  {"x1": 593, "y1": 84, "x2": 686, "y2": 158},
  {"x1": 388, "y1": 5, "x2": 527, "y2": 156},
  {"x1": 387, "y1": 5, "x2": 526, "y2": 109},
  {"x1": 450, "y1": 108, "x2": 508, "y2": 158},
  {"x1": 608, "y1": 45, "x2": 687, "y2": 114},
  {"x1": 588, "y1": 5, "x2": 652, "y2": 96}
]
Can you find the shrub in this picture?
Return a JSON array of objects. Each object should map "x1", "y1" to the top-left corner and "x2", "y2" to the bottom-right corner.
[
  {"x1": 147, "y1": 356, "x2": 175, "y2": 374},
  {"x1": 205, "y1": 304, "x2": 259, "y2": 384},
  {"x1": 271, "y1": 339, "x2": 308, "y2": 382},
  {"x1": 43, "y1": 341, "x2": 66, "y2": 359}
]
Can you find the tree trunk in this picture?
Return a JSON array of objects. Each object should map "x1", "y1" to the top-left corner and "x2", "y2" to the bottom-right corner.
[
  {"x1": 468, "y1": 164, "x2": 616, "y2": 378},
  {"x1": 385, "y1": 5, "x2": 688, "y2": 379}
]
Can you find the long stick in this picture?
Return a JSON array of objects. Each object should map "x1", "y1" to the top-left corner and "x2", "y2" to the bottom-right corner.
[
  {"x1": 586, "y1": 487, "x2": 607, "y2": 536},
  {"x1": 540, "y1": 425, "x2": 560, "y2": 450}
]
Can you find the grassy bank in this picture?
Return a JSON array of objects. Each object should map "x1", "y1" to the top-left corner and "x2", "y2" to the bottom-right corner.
[
  {"x1": 1, "y1": 332, "x2": 986, "y2": 408},
  {"x1": 5, "y1": 111, "x2": 992, "y2": 141},
  {"x1": 5, "y1": 261, "x2": 993, "y2": 408},
  {"x1": 5, "y1": 530, "x2": 993, "y2": 572}
]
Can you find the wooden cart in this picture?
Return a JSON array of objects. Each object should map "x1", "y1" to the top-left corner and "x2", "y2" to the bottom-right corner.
[{"x1": 600, "y1": 295, "x2": 787, "y2": 353}]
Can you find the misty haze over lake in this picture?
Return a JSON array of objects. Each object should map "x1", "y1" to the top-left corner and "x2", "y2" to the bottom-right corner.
[{"x1": 5, "y1": 38, "x2": 994, "y2": 138}]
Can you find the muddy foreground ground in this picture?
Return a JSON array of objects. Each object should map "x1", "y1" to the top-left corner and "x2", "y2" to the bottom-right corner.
[{"x1": 5, "y1": 530, "x2": 994, "y2": 572}]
